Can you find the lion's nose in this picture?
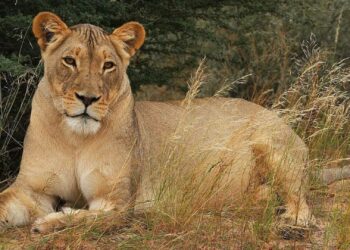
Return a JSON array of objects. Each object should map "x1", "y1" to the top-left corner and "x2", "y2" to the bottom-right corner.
[{"x1": 75, "y1": 93, "x2": 101, "y2": 107}]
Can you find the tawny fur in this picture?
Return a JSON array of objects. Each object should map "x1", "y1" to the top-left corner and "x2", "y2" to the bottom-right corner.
[{"x1": 0, "y1": 12, "x2": 314, "y2": 233}]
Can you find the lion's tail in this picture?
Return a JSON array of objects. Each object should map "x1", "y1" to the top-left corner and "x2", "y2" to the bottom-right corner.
[{"x1": 317, "y1": 165, "x2": 350, "y2": 185}]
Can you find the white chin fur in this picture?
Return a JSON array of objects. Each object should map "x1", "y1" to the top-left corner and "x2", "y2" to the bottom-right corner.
[{"x1": 65, "y1": 117, "x2": 101, "y2": 135}]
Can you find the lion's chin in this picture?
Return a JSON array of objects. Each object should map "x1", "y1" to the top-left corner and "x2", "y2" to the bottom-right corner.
[{"x1": 65, "y1": 116, "x2": 101, "y2": 135}]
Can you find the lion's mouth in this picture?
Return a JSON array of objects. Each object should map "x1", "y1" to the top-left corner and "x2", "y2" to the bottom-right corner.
[{"x1": 64, "y1": 112, "x2": 100, "y2": 122}]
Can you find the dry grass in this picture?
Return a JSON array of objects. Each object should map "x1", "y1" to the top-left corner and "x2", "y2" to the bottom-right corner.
[
  {"x1": 1, "y1": 37, "x2": 350, "y2": 249},
  {"x1": 0, "y1": 65, "x2": 41, "y2": 189}
]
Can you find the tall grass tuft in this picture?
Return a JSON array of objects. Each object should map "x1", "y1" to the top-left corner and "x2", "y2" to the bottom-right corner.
[
  {"x1": 0, "y1": 65, "x2": 41, "y2": 189},
  {"x1": 273, "y1": 34, "x2": 350, "y2": 162}
]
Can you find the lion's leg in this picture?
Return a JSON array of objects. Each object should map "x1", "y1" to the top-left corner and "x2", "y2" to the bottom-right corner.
[
  {"x1": 0, "y1": 185, "x2": 55, "y2": 229},
  {"x1": 253, "y1": 135, "x2": 314, "y2": 226},
  {"x1": 280, "y1": 188, "x2": 314, "y2": 226},
  {"x1": 277, "y1": 157, "x2": 314, "y2": 226},
  {"x1": 31, "y1": 169, "x2": 134, "y2": 233}
]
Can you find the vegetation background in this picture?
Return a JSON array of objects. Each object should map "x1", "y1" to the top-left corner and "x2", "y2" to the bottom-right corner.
[{"x1": 0, "y1": 0, "x2": 350, "y2": 248}]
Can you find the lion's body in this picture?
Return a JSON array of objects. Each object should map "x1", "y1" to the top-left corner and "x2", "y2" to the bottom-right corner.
[
  {"x1": 135, "y1": 98, "x2": 307, "y2": 209},
  {"x1": 0, "y1": 12, "x2": 313, "y2": 233}
]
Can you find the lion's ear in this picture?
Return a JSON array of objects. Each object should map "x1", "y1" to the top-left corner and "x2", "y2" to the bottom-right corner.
[
  {"x1": 110, "y1": 22, "x2": 145, "y2": 58},
  {"x1": 32, "y1": 12, "x2": 69, "y2": 51}
]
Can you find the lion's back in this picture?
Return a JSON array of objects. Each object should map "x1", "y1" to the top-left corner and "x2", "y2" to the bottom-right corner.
[
  {"x1": 135, "y1": 97, "x2": 274, "y2": 142},
  {"x1": 134, "y1": 97, "x2": 283, "y2": 166}
]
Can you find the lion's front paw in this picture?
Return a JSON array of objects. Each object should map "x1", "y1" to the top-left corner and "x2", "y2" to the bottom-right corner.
[
  {"x1": 0, "y1": 196, "x2": 31, "y2": 229},
  {"x1": 31, "y1": 208, "x2": 81, "y2": 234},
  {"x1": 31, "y1": 212, "x2": 67, "y2": 234}
]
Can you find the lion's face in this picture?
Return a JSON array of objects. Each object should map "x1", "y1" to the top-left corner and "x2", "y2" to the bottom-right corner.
[
  {"x1": 32, "y1": 12, "x2": 145, "y2": 135},
  {"x1": 43, "y1": 25, "x2": 124, "y2": 135}
]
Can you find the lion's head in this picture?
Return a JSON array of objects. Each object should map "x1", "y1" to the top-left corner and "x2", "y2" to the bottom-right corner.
[{"x1": 32, "y1": 12, "x2": 145, "y2": 135}]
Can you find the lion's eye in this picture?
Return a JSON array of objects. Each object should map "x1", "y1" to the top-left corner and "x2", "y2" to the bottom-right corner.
[
  {"x1": 103, "y1": 61, "x2": 115, "y2": 70},
  {"x1": 63, "y1": 57, "x2": 76, "y2": 67}
]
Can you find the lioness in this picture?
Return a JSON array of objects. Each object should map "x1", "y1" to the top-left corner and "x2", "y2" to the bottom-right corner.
[{"x1": 0, "y1": 12, "x2": 314, "y2": 233}]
